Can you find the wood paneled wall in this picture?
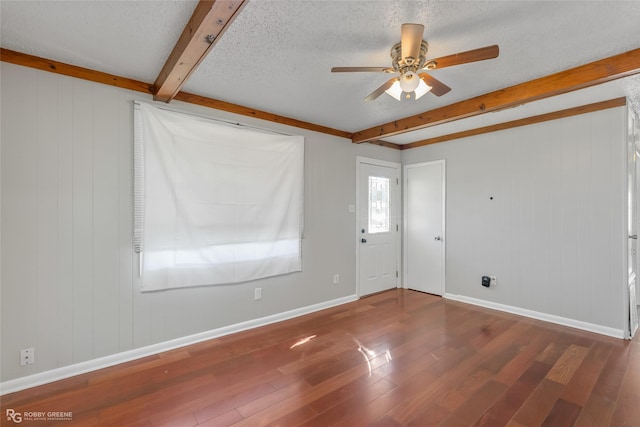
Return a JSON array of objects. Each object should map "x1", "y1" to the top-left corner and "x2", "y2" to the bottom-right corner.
[
  {"x1": 402, "y1": 106, "x2": 627, "y2": 333},
  {"x1": 0, "y1": 62, "x2": 400, "y2": 383}
]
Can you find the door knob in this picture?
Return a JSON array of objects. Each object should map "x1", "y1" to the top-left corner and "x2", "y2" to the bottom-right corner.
[
  {"x1": 361, "y1": 238, "x2": 367, "y2": 243},
  {"x1": 434, "y1": 236, "x2": 442, "y2": 241},
  {"x1": 630, "y1": 235, "x2": 638, "y2": 239}
]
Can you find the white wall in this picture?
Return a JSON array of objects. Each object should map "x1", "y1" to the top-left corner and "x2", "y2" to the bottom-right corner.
[
  {"x1": 402, "y1": 106, "x2": 628, "y2": 333},
  {"x1": 0, "y1": 62, "x2": 400, "y2": 382}
]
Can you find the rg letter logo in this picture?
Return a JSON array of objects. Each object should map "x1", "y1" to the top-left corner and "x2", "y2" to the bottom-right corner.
[{"x1": 6, "y1": 409, "x2": 22, "y2": 423}]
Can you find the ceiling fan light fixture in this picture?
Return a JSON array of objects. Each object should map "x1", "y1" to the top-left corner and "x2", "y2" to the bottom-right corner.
[
  {"x1": 385, "y1": 80, "x2": 403, "y2": 101},
  {"x1": 399, "y1": 71, "x2": 420, "y2": 92},
  {"x1": 414, "y1": 79, "x2": 432, "y2": 100},
  {"x1": 386, "y1": 74, "x2": 432, "y2": 101}
]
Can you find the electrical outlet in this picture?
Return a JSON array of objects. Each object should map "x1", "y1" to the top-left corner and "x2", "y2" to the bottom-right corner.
[
  {"x1": 333, "y1": 274, "x2": 340, "y2": 285},
  {"x1": 254, "y1": 288, "x2": 262, "y2": 301},
  {"x1": 20, "y1": 348, "x2": 34, "y2": 366},
  {"x1": 490, "y1": 276, "x2": 497, "y2": 287}
]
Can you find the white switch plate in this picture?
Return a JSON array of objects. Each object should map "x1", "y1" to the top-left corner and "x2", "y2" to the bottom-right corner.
[
  {"x1": 254, "y1": 288, "x2": 262, "y2": 300},
  {"x1": 333, "y1": 274, "x2": 340, "y2": 285},
  {"x1": 490, "y1": 276, "x2": 497, "y2": 287}
]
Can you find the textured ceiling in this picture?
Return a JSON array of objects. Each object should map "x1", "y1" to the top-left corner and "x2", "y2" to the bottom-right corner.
[
  {"x1": 2, "y1": 0, "x2": 640, "y2": 144},
  {"x1": 0, "y1": 0, "x2": 198, "y2": 83}
]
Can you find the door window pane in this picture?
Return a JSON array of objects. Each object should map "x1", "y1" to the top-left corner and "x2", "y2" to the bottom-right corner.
[{"x1": 369, "y1": 176, "x2": 390, "y2": 233}]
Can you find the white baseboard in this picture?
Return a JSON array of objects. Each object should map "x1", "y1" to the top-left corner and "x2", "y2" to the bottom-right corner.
[
  {"x1": 444, "y1": 293, "x2": 625, "y2": 339},
  {"x1": 0, "y1": 294, "x2": 358, "y2": 396}
]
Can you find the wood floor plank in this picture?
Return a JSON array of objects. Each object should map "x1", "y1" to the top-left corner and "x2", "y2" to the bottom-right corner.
[
  {"x1": 97, "y1": 393, "x2": 155, "y2": 426},
  {"x1": 590, "y1": 340, "x2": 632, "y2": 400},
  {"x1": 307, "y1": 375, "x2": 380, "y2": 414},
  {"x1": 228, "y1": 358, "x2": 380, "y2": 426},
  {"x1": 609, "y1": 341, "x2": 640, "y2": 427},
  {"x1": 88, "y1": 349, "x2": 191, "y2": 385},
  {"x1": 368, "y1": 414, "x2": 404, "y2": 427},
  {"x1": 404, "y1": 402, "x2": 450, "y2": 427},
  {"x1": 302, "y1": 348, "x2": 367, "y2": 386},
  {"x1": 509, "y1": 377, "x2": 565, "y2": 426},
  {"x1": 536, "y1": 341, "x2": 570, "y2": 365},
  {"x1": 541, "y1": 398, "x2": 582, "y2": 426},
  {"x1": 146, "y1": 371, "x2": 281, "y2": 424},
  {"x1": 149, "y1": 410, "x2": 198, "y2": 427},
  {"x1": 435, "y1": 380, "x2": 508, "y2": 426},
  {"x1": 436, "y1": 369, "x2": 494, "y2": 412},
  {"x1": 192, "y1": 382, "x2": 276, "y2": 423},
  {"x1": 574, "y1": 393, "x2": 617, "y2": 427},
  {"x1": 333, "y1": 364, "x2": 439, "y2": 426},
  {"x1": 259, "y1": 405, "x2": 319, "y2": 427},
  {"x1": 196, "y1": 409, "x2": 243, "y2": 427},
  {"x1": 545, "y1": 343, "x2": 590, "y2": 384},
  {"x1": 0, "y1": 289, "x2": 635, "y2": 427},
  {"x1": 560, "y1": 342, "x2": 612, "y2": 406},
  {"x1": 575, "y1": 339, "x2": 634, "y2": 426},
  {"x1": 492, "y1": 327, "x2": 552, "y2": 386},
  {"x1": 473, "y1": 361, "x2": 551, "y2": 427},
  {"x1": 296, "y1": 378, "x2": 397, "y2": 427},
  {"x1": 276, "y1": 331, "x2": 358, "y2": 376},
  {"x1": 235, "y1": 377, "x2": 312, "y2": 418},
  {"x1": 385, "y1": 340, "x2": 510, "y2": 425}
]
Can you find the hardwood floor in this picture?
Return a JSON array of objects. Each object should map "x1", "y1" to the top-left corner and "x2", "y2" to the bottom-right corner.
[{"x1": 1, "y1": 289, "x2": 638, "y2": 426}]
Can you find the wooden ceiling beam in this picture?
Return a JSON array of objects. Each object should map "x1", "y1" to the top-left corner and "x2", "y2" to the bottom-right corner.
[
  {"x1": 400, "y1": 98, "x2": 627, "y2": 150},
  {"x1": 352, "y1": 47, "x2": 640, "y2": 144},
  {"x1": 0, "y1": 48, "x2": 154, "y2": 93},
  {"x1": 172, "y1": 91, "x2": 352, "y2": 139},
  {"x1": 153, "y1": 0, "x2": 246, "y2": 102},
  {"x1": 0, "y1": 48, "x2": 352, "y2": 140}
]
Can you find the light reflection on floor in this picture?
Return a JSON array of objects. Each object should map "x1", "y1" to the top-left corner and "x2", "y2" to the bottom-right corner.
[
  {"x1": 289, "y1": 335, "x2": 317, "y2": 349},
  {"x1": 288, "y1": 332, "x2": 393, "y2": 378},
  {"x1": 350, "y1": 335, "x2": 392, "y2": 377}
]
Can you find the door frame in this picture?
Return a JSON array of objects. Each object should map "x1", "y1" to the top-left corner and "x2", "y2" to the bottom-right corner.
[
  {"x1": 355, "y1": 156, "x2": 402, "y2": 297},
  {"x1": 403, "y1": 160, "x2": 446, "y2": 295},
  {"x1": 628, "y1": 105, "x2": 640, "y2": 338}
]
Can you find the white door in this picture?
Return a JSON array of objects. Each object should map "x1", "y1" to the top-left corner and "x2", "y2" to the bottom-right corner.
[
  {"x1": 404, "y1": 160, "x2": 445, "y2": 295},
  {"x1": 357, "y1": 158, "x2": 400, "y2": 297}
]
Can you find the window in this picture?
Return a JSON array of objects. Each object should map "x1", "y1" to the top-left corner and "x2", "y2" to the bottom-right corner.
[
  {"x1": 368, "y1": 176, "x2": 390, "y2": 234},
  {"x1": 134, "y1": 102, "x2": 304, "y2": 291}
]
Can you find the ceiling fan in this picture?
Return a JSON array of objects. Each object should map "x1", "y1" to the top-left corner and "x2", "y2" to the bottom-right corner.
[{"x1": 331, "y1": 23, "x2": 499, "y2": 102}]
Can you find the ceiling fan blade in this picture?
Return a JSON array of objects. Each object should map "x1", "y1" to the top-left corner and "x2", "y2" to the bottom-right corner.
[
  {"x1": 331, "y1": 66, "x2": 394, "y2": 73},
  {"x1": 426, "y1": 45, "x2": 499, "y2": 69},
  {"x1": 401, "y1": 23, "x2": 424, "y2": 64},
  {"x1": 418, "y1": 73, "x2": 451, "y2": 97},
  {"x1": 364, "y1": 78, "x2": 398, "y2": 102}
]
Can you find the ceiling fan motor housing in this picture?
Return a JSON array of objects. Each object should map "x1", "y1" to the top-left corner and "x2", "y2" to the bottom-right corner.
[{"x1": 391, "y1": 40, "x2": 429, "y2": 73}]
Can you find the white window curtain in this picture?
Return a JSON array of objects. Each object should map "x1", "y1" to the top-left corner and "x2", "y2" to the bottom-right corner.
[{"x1": 134, "y1": 102, "x2": 304, "y2": 291}]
